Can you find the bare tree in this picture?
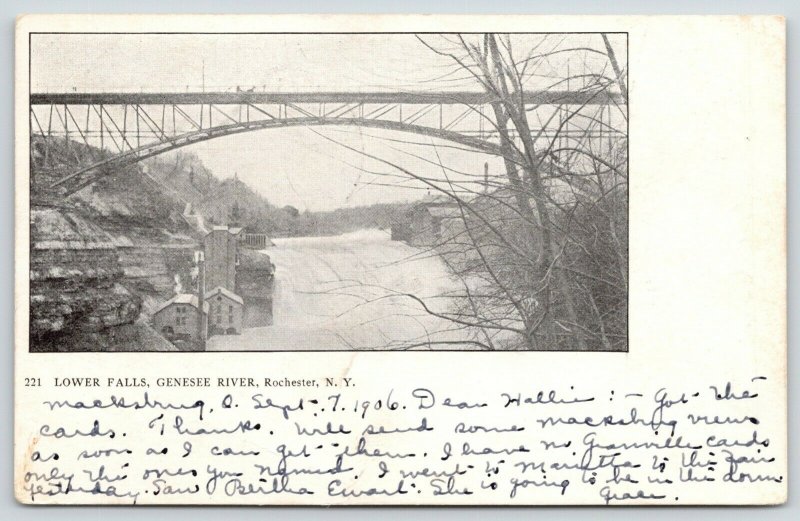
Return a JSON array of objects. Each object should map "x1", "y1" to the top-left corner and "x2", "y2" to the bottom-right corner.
[{"x1": 403, "y1": 33, "x2": 629, "y2": 350}]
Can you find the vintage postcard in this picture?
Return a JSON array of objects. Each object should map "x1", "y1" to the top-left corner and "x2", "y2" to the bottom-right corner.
[{"x1": 14, "y1": 15, "x2": 786, "y2": 505}]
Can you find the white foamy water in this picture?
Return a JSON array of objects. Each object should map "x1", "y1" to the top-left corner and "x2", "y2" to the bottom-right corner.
[{"x1": 207, "y1": 229, "x2": 473, "y2": 351}]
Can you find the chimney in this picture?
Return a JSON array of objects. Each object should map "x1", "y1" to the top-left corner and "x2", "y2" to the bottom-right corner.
[{"x1": 195, "y1": 250, "x2": 207, "y2": 350}]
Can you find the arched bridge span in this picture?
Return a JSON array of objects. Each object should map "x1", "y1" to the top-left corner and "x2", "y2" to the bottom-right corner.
[{"x1": 30, "y1": 90, "x2": 626, "y2": 195}]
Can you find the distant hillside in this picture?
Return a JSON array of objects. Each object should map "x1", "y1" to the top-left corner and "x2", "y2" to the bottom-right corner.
[
  {"x1": 264, "y1": 203, "x2": 414, "y2": 237},
  {"x1": 143, "y1": 151, "x2": 416, "y2": 238},
  {"x1": 143, "y1": 151, "x2": 217, "y2": 206},
  {"x1": 195, "y1": 177, "x2": 276, "y2": 228}
]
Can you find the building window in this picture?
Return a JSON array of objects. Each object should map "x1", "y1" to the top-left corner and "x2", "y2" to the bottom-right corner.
[
  {"x1": 228, "y1": 314, "x2": 234, "y2": 324},
  {"x1": 229, "y1": 305, "x2": 233, "y2": 313}
]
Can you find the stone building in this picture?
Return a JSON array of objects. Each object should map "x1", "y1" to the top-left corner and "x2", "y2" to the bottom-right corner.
[
  {"x1": 407, "y1": 202, "x2": 462, "y2": 247},
  {"x1": 200, "y1": 225, "x2": 276, "y2": 330},
  {"x1": 205, "y1": 286, "x2": 244, "y2": 335},
  {"x1": 202, "y1": 226, "x2": 242, "y2": 292},
  {"x1": 152, "y1": 294, "x2": 209, "y2": 342}
]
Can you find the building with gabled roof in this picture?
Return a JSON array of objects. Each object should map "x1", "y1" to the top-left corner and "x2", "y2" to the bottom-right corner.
[
  {"x1": 152, "y1": 293, "x2": 209, "y2": 343},
  {"x1": 204, "y1": 286, "x2": 244, "y2": 335}
]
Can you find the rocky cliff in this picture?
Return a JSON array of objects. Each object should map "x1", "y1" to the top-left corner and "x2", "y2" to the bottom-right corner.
[{"x1": 30, "y1": 138, "x2": 200, "y2": 352}]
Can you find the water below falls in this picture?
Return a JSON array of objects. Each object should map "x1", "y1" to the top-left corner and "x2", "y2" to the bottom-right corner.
[{"x1": 207, "y1": 229, "x2": 473, "y2": 351}]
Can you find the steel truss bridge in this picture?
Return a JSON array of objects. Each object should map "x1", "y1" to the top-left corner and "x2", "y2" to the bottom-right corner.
[{"x1": 30, "y1": 90, "x2": 627, "y2": 195}]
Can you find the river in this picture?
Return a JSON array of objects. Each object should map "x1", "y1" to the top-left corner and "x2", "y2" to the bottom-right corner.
[{"x1": 206, "y1": 229, "x2": 474, "y2": 351}]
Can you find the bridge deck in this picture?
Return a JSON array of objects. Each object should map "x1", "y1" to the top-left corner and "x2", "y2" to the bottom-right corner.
[{"x1": 30, "y1": 90, "x2": 624, "y2": 106}]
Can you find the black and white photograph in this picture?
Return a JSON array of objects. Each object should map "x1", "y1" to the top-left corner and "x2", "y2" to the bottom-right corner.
[
  {"x1": 29, "y1": 32, "x2": 628, "y2": 352},
  {"x1": 13, "y1": 14, "x2": 788, "y2": 508}
]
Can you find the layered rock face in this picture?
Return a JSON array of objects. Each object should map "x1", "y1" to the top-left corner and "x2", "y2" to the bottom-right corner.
[
  {"x1": 29, "y1": 208, "x2": 145, "y2": 350},
  {"x1": 236, "y1": 249, "x2": 275, "y2": 328},
  {"x1": 117, "y1": 245, "x2": 197, "y2": 315},
  {"x1": 28, "y1": 201, "x2": 201, "y2": 351}
]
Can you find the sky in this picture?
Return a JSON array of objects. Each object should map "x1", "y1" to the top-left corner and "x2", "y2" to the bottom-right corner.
[{"x1": 31, "y1": 33, "x2": 627, "y2": 211}]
